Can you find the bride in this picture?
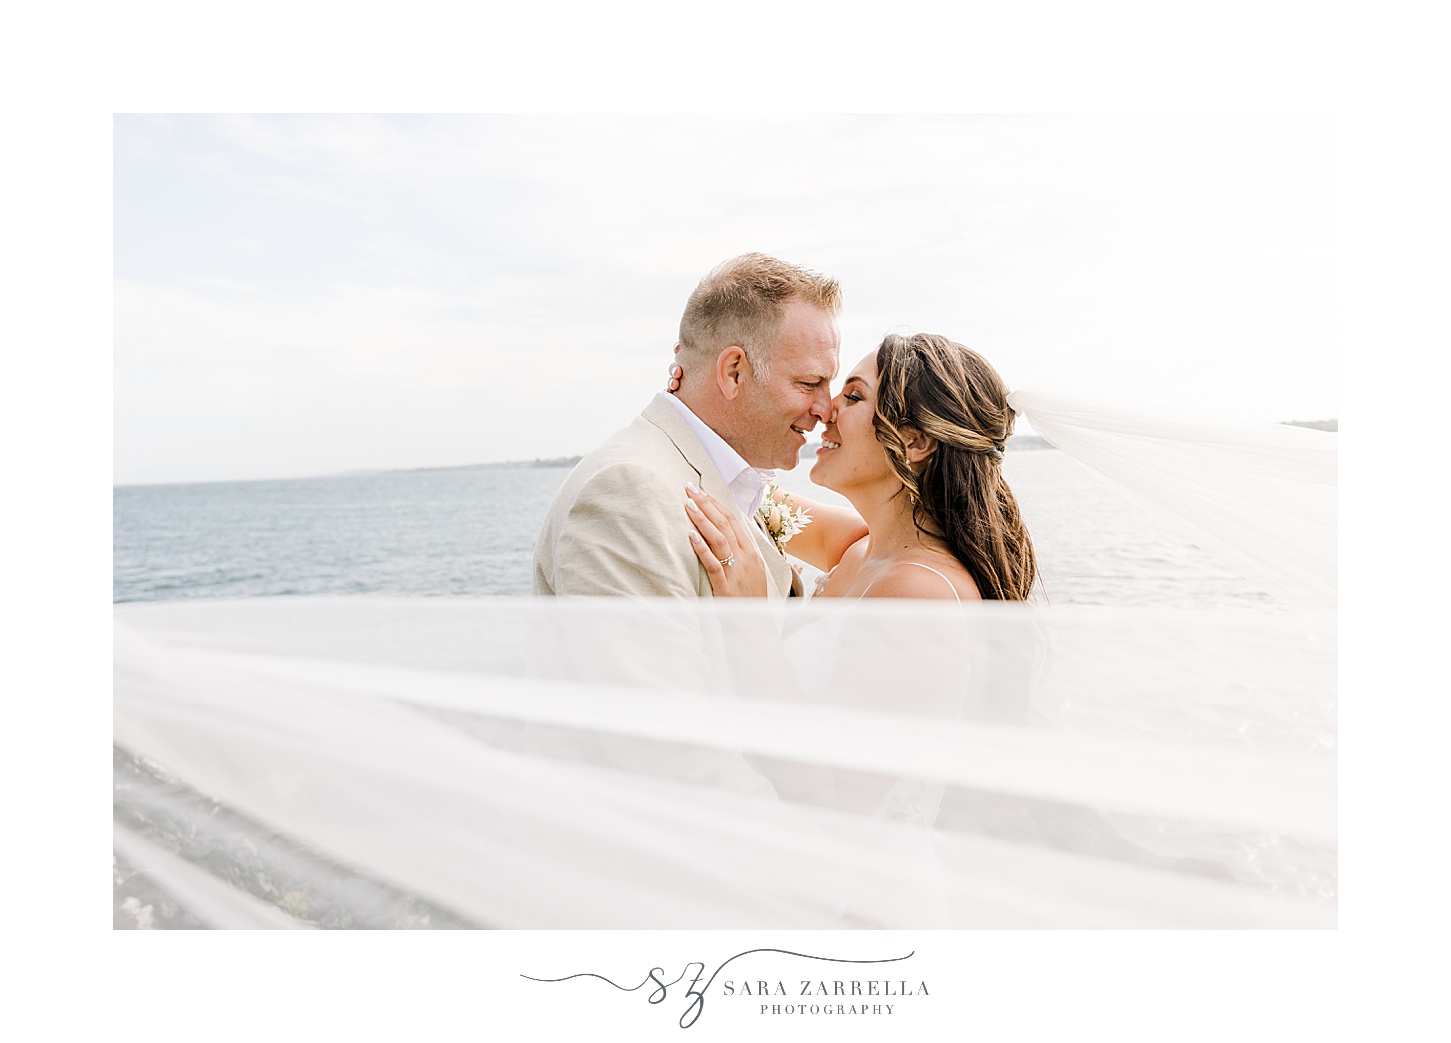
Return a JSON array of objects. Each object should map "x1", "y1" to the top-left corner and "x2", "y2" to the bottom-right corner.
[{"x1": 681, "y1": 331, "x2": 1037, "y2": 603}]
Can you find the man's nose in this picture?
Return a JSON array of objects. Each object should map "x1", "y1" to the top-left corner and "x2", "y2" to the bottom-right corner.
[{"x1": 810, "y1": 388, "x2": 833, "y2": 422}]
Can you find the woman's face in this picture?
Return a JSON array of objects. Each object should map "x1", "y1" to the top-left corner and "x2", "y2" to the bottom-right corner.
[{"x1": 809, "y1": 351, "x2": 898, "y2": 495}]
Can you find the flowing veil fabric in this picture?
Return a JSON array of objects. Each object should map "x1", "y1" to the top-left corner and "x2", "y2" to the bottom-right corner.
[
  {"x1": 1007, "y1": 391, "x2": 1337, "y2": 605},
  {"x1": 113, "y1": 396, "x2": 1337, "y2": 929}
]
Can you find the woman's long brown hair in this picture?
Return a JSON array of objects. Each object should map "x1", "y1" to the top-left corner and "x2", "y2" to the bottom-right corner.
[{"x1": 872, "y1": 332, "x2": 1037, "y2": 600}]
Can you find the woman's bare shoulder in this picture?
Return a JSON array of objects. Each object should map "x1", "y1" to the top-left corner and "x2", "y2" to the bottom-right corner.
[
  {"x1": 833, "y1": 536, "x2": 870, "y2": 572},
  {"x1": 865, "y1": 558, "x2": 981, "y2": 601}
]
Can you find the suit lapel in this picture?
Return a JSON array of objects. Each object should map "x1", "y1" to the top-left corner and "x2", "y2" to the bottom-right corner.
[
  {"x1": 642, "y1": 394, "x2": 795, "y2": 598},
  {"x1": 642, "y1": 394, "x2": 732, "y2": 502}
]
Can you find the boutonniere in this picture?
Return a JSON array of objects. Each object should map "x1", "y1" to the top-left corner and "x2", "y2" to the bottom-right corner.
[{"x1": 757, "y1": 484, "x2": 811, "y2": 553}]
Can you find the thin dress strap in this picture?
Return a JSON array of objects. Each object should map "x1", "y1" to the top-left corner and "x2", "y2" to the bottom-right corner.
[{"x1": 859, "y1": 561, "x2": 962, "y2": 603}]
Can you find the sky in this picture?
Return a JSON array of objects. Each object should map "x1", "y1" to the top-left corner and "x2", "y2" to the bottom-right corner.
[{"x1": 114, "y1": 114, "x2": 1337, "y2": 485}]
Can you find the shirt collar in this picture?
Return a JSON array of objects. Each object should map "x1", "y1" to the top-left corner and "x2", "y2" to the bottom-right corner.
[{"x1": 663, "y1": 393, "x2": 775, "y2": 518}]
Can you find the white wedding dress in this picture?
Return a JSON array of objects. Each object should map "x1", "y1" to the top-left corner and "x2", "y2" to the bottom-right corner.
[{"x1": 113, "y1": 394, "x2": 1336, "y2": 929}]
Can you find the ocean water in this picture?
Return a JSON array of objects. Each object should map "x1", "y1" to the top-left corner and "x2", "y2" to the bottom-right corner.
[
  {"x1": 114, "y1": 467, "x2": 564, "y2": 602},
  {"x1": 114, "y1": 449, "x2": 1274, "y2": 608}
]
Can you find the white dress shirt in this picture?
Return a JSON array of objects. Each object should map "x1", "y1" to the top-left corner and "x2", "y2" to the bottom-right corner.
[{"x1": 662, "y1": 393, "x2": 774, "y2": 519}]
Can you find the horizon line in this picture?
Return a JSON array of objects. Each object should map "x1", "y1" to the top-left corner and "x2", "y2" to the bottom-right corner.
[{"x1": 114, "y1": 418, "x2": 1338, "y2": 489}]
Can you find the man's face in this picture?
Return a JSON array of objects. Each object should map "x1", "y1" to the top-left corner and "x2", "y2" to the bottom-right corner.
[{"x1": 730, "y1": 299, "x2": 840, "y2": 469}]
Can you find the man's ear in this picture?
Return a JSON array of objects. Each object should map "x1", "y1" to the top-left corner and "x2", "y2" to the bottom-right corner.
[
  {"x1": 715, "y1": 346, "x2": 748, "y2": 400},
  {"x1": 901, "y1": 427, "x2": 938, "y2": 465}
]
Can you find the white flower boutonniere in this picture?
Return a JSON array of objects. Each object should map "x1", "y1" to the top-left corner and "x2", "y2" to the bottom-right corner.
[{"x1": 757, "y1": 484, "x2": 811, "y2": 553}]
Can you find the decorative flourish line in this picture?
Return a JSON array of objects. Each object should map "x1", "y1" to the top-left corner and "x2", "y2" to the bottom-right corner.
[{"x1": 521, "y1": 966, "x2": 692, "y2": 993}]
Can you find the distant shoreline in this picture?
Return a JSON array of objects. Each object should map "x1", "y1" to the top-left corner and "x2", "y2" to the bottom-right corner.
[
  {"x1": 116, "y1": 419, "x2": 1337, "y2": 489},
  {"x1": 352, "y1": 455, "x2": 585, "y2": 476}
]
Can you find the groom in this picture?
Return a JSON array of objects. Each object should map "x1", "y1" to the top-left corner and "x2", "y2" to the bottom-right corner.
[{"x1": 533, "y1": 252, "x2": 841, "y2": 598}]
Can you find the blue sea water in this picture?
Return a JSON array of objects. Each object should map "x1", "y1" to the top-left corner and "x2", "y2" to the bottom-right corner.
[
  {"x1": 113, "y1": 450, "x2": 1274, "y2": 608},
  {"x1": 113, "y1": 467, "x2": 565, "y2": 602}
]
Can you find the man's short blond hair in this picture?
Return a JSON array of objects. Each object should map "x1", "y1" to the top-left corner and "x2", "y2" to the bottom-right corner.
[{"x1": 677, "y1": 253, "x2": 842, "y2": 377}]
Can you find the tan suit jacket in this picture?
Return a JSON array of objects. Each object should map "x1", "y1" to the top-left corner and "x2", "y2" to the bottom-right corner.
[{"x1": 533, "y1": 394, "x2": 800, "y2": 598}]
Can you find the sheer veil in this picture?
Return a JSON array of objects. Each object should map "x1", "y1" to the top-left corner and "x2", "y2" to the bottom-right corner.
[
  {"x1": 114, "y1": 393, "x2": 1336, "y2": 929},
  {"x1": 1007, "y1": 391, "x2": 1336, "y2": 606}
]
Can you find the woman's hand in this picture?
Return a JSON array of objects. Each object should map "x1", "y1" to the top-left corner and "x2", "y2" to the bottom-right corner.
[{"x1": 685, "y1": 483, "x2": 770, "y2": 597}]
